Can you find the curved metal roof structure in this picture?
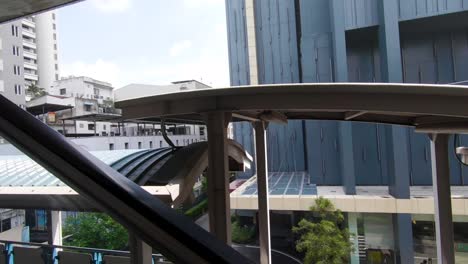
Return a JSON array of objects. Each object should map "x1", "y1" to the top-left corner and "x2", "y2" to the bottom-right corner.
[
  {"x1": 115, "y1": 83, "x2": 468, "y2": 133},
  {"x1": 0, "y1": 142, "x2": 251, "y2": 210},
  {"x1": 0, "y1": 149, "x2": 142, "y2": 187}
]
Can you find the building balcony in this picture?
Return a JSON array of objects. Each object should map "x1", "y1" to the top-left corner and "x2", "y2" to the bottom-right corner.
[
  {"x1": 21, "y1": 18, "x2": 35, "y2": 28},
  {"x1": 23, "y1": 62, "x2": 37, "y2": 71},
  {"x1": 22, "y1": 39, "x2": 36, "y2": 49},
  {"x1": 24, "y1": 72, "x2": 38, "y2": 81},
  {"x1": 21, "y1": 28, "x2": 35, "y2": 39},
  {"x1": 23, "y1": 51, "x2": 37, "y2": 60},
  {"x1": 98, "y1": 107, "x2": 122, "y2": 115}
]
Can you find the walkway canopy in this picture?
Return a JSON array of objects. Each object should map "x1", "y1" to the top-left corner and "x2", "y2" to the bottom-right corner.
[
  {"x1": 0, "y1": 0, "x2": 79, "y2": 23},
  {"x1": 26, "y1": 95, "x2": 74, "y2": 116},
  {"x1": 115, "y1": 83, "x2": 468, "y2": 133},
  {"x1": 114, "y1": 82, "x2": 468, "y2": 264}
]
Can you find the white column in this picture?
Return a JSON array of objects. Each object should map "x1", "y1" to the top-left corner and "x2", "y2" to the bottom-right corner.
[
  {"x1": 129, "y1": 234, "x2": 153, "y2": 264},
  {"x1": 245, "y1": 0, "x2": 259, "y2": 85},
  {"x1": 205, "y1": 112, "x2": 231, "y2": 244},
  {"x1": 430, "y1": 134, "x2": 455, "y2": 264},
  {"x1": 50, "y1": 211, "x2": 62, "y2": 246},
  {"x1": 348, "y1": 213, "x2": 360, "y2": 264},
  {"x1": 254, "y1": 121, "x2": 271, "y2": 264}
]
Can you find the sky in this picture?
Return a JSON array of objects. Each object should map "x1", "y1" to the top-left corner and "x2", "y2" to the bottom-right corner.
[{"x1": 56, "y1": 0, "x2": 230, "y2": 88}]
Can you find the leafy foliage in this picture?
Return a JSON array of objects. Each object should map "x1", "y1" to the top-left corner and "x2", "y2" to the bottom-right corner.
[
  {"x1": 184, "y1": 199, "x2": 208, "y2": 219},
  {"x1": 231, "y1": 219, "x2": 255, "y2": 244},
  {"x1": 292, "y1": 197, "x2": 353, "y2": 264},
  {"x1": 63, "y1": 213, "x2": 128, "y2": 250},
  {"x1": 201, "y1": 176, "x2": 207, "y2": 193},
  {"x1": 27, "y1": 84, "x2": 46, "y2": 99}
]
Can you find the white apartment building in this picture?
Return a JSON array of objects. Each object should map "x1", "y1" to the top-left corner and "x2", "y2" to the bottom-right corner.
[
  {"x1": 0, "y1": 11, "x2": 59, "y2": 107},
  {"x1": 48, "y1": 76, "x2": 114, "y2": 135},
  {"x1": 50, "y1": 76, "x2": 113, "y2": 103}
]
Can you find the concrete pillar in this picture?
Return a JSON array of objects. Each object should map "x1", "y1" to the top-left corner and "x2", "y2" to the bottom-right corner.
[
  {"x1": 430, "y1": 134, "x2": 455, "y2": 264},
  {"x1": 348, "y1": 213, "x2": 360, "y2": 264},
  {"x1": 378, "y1": 0, "x2": 403, "y2": 82},
  {"x1": 388, "y1": 126, "x2": 411, "y2": 199},
  {"x1": 392, "y1": 214, "x2": 414, "y2": 264},
  {"x1": 245, "y1": 0, "x2": 259, "y2": 85},
  {"x1": 254, "y1": 121, "x2": 271, "y2": 264},
  {"x1": 129, "y1": 234, "x2": 153, "y2": 264},
  {"x1": 339, "y1": 122, "x2": 356, "y2": 195},
  {"x1": 329, "y1": 0, "x2": 348, "y2": 82},
  {"x1": 204, "y1": 112, "x2": 231, "y2": 244},
  {"x1": 386, "y1": 126, "x2": 414, "y2": 262},
  {"x1": 50, "y1": 211, "x2": 62, "y2": 246},
  {"x1": 329, "y1": 1, "x2": 355, "y2": 195},
  {"x1": 377, "y1": 4, "x2": 414, "y2": 263}
]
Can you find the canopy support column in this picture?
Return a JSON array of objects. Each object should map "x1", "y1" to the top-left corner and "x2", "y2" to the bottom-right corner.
[
  {"x1": 94, "y1": 121, "x2": 97, "y2": 136},
  {"x1": 204, "y1": 112, "x2": 231, "y2": 244},
  {"x1": 48, "y1": 211, "x2": 62, "y2": 246},
  {"x1": 253, "y1": 121, "x2": 271, "y2": 264},
  {"x1": 430, "y1": 134, "x2": 454, "y2": 264},
  {"x1": 129, "y1": 234, "x2": 153, "y2": 264}
]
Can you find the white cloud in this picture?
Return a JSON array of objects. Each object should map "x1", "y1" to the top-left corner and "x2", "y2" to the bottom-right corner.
[
  {"x1": 183, "y1": 0, "x2": 223, "y2": 8},
  {"x1": 143, "y1": 45, "x2": 230, "y2": 88},
  {"x1": 89, "y1": 0, "x2": 131, "y2": 13},
  {"x1": 61, "y1": 59, "x2": 121, "y2": 86},
  {"x1": 169, "y1": 40, "x2": 192, "y2": 57}
]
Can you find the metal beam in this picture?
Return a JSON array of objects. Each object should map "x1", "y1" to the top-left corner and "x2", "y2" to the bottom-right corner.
[
  {"x1": 415, "y1": 122, "x2": 468, "y2": 134},
  {"x1": 253, "y1": 121, "x2": 271, "y2": 264},
  {"x1": 0, "y1": 0, "x2": 82, "y2": 24},
  {"x1": 119, "y1": 89, "x2": 468, "y2": 126},
  {"x1": 129, "y1": 234, "x2": 153, "y2": 264},
  {"x1": 0, "y1": 95, "x2": 251, "y2": 263},
  {"x1": 258, "y1": 111, "x2": 287, "y2": 124},
  {"x1": 430, "y1": 134, "x2": 455, "y2": 264},
  {"x1": 344, "y1": 111, "x2": 367, "y2": 120},
  {"x1": 231, "y1": 113, "x2": 260, "y2": 122},
  {"x1": 0, "y1": 186, "x2": 172, "y2": 211},
  {"x1": 204, "y1": 112, "x2": 232, "y2": 244}
]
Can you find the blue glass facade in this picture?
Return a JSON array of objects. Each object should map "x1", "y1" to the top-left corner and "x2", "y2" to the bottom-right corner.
[
  {"x1": 226, "y1": 2, "x2": 468, "y2": 261},
  {"x1": 226, "y1": 0, "x2": 468, "y2": 188}
]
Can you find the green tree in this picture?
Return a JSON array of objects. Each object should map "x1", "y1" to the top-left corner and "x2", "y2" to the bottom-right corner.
[
  {"x1": 63, "y1": 213, "x2": 128, "y2": 250},
  {"x1": 27, "y1": 84, "x2": 46, "y2": 99},
  {"x1": 292, "y1": 197, "x2": 353, "y2": 264},
  {"x1": 201, "y1": 176, "x2": 207, "y2": 193},
  {"x1": 231, "y1": 221, "x2": 255, "y2": 244}
]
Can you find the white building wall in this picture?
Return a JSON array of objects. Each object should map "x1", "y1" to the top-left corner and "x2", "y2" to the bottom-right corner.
[
  {"x1": 35, "y1": 11, "x2": 58, "y2": 90},
  {"x1": 50, "y1": 77, "x2": 113, "y2": 104},
  {"x1": 73, "y1": 135, "x2": 202, "y2": 151}
]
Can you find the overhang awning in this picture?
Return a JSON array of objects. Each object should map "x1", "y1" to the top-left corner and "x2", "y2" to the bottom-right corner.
[
  {"x1": 60, "y1": 113, "x2": 122, "y2": 122},
  {"x1": 114, "y1": 83, "x2": 468, "y2": 133},
  {"x1": 26, "y1": 95, "x2": 74, "y2": 115},
  {"x1": 0, "y1": 0, "x2": 81, "y2": 24}
]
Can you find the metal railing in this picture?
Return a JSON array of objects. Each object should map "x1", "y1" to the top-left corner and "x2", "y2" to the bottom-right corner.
[{"x1": 0, "y1": 239, "x2": 169, "y2": 264}]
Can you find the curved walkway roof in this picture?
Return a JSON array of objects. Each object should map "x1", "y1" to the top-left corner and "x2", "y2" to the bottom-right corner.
[
  {"x1": 0, "y1": 148, "x2": 177, "y2": 210},
  {"x1": 115, "y1": 83, "x2": 468, "y2": 133},
  {"x1": 0, "y1": 142, "x2": 251, "y2": 211},
  {"x1": 0, "y1": 149, "x2": 142, "y2": 187}
]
